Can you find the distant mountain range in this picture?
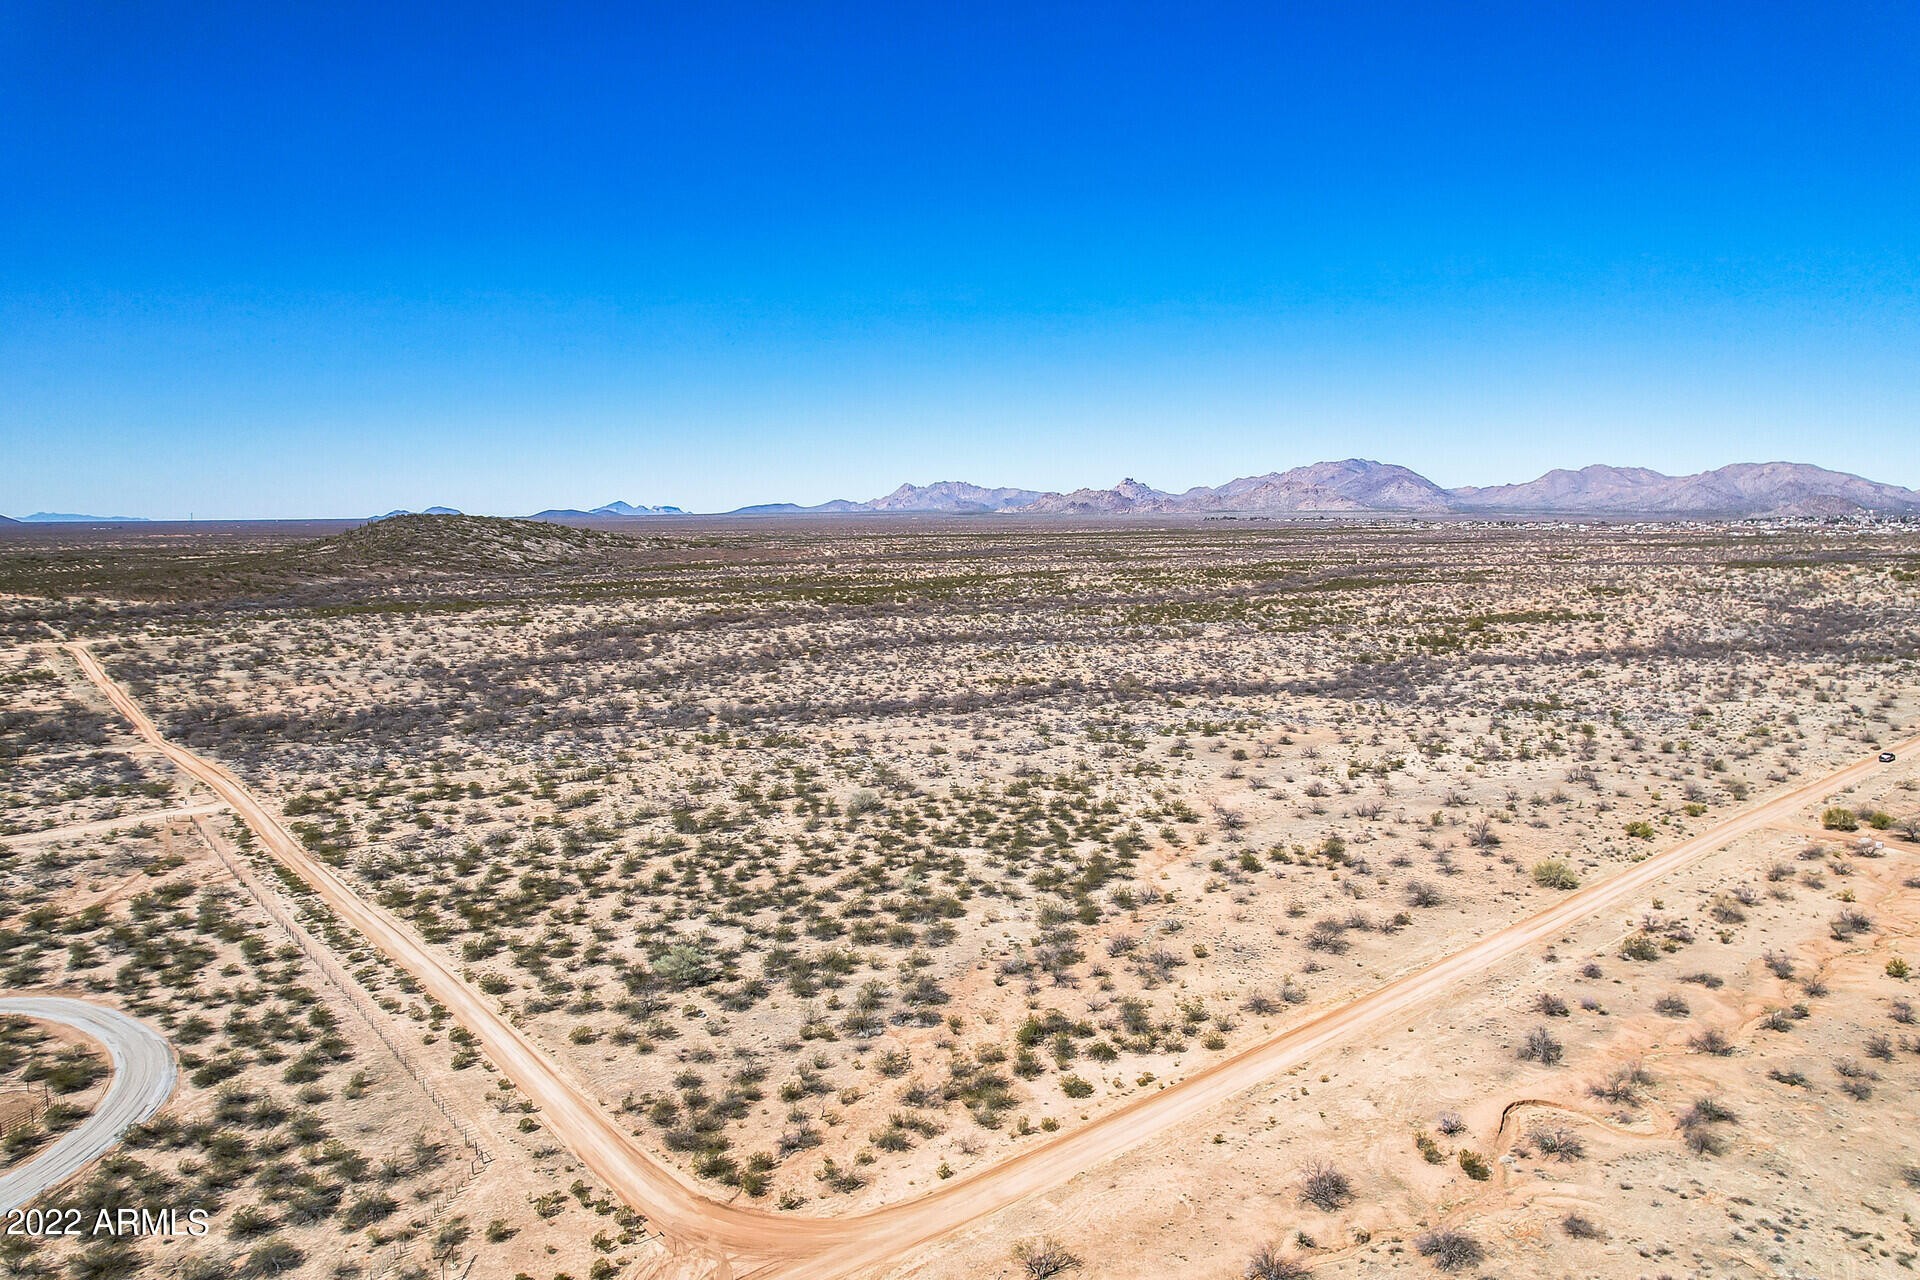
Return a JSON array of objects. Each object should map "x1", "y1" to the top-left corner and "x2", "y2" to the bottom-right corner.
[
  {"x1": 528, "y1": 499, "x2": 687, "y2": 519},
  {"x1": 17, "y1": 512, "x2": 152, "y2": 523},
  {"x1": 9, "y1": 461, "x2": 1916, "y2": 526},
  {"x1": 374, "y1": 506, "x2": 465, "y2": 520},
  {"x1": 711, "y1": 460, "x2": 1920, "y2": 518}
]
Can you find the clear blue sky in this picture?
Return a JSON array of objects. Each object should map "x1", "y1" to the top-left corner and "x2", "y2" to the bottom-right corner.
[{"x1": 2, "y1": 2, "x2": 1916, "y2": 517}]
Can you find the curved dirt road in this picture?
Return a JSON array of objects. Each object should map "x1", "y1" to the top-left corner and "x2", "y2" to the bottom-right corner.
[
  {"x1": 0, "y1": 997, "x2": 176, "y2": 1214},
  {"x1": 69, "y1": 643, "x2": 1914, "y2": 1277}
]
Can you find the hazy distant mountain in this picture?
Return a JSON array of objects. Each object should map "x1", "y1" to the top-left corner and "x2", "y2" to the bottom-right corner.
[
  {"x1": 729, "y1": 499, "x2": 868, "y2": 515},
  {"x1": 854, "y1": 459, "x2": 1920, "y2": 518},
  {"x1": 0, "y1": 514, "x2": 18, "y2": 524},
  {"x1": 22, "y1": 512, "x2": 151, "y2": 523},
  {"x1": 32, "y1": 460, "x2": 1904, "y2": 526},
  {"x1": 590, "y1": 500, "x2": 686, "y2": 516},
  {"x1": 372, "y1": 507, "x2": 462, "y2": 521},
  {"x1": 1178, "y1": 459, "x2": 1457, "y2": 512},
  {"x1": 529, "y1": 500, "x2": 687, "y2": 519},
  {"x1": 1450, "y1": 461, "x2": 1920, "y2": 516},
  {"x1": 1024, "y1": 478, "x2": 1176, "y2": 513},
  {"x1": 863, "y1": 481, "x2": 1045, "y2": 513}
]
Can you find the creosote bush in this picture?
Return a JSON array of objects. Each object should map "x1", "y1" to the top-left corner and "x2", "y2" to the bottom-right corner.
[
  {"x1": 1297, "y1": 1160, "x2": 1352, "y2": 1211},
  {"x1": 1531, "y1": 859, "x2": 1579, "y2": 890},
  {"x1": 1518, "y1": 1025, "x2": 1563, "y2": 1065},
  {"x1": 1415, "y1": 1228, "x2": 1484, "y2": 1271},
  {"x1": 1244, "y1": 1243, "x2": 1311, "y2": 1280},
  {"x1": 1013, "y1": 1236, "x2": 1081, "y2": 1278}
]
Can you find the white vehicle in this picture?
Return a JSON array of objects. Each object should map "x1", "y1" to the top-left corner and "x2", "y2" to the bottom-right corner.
[{"x1": 1880, "y1": 751, "x2": 1897, "y2": 763}]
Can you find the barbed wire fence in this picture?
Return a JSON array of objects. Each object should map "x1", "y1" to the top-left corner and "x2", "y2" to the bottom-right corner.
[
  {"x1": 192, "y1": 815, "x2": 493, "y2": 1168},
  {"x1": 0, "y1": 1083, "x2": 53, "y2": 1139},
  {"x1": 192, "y1": 814, "x2": 504, "y2": 1280}
]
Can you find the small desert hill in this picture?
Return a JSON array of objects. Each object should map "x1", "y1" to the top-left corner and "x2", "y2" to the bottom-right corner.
[
  {"x1": 292, "y1": 514, "x2": 637, "y2": 574},
  {"x1": 0, "y1": 514, "x2": 644, "y2": 607}
]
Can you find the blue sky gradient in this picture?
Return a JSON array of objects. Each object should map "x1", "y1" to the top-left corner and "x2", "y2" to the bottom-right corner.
[{"x1": 3, "y1": 3, "x2": 1916, "y2": 517}]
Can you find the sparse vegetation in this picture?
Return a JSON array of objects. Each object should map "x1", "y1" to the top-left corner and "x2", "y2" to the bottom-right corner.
[{"x1": 4, "y1": 512, "x2": 1917, "y2": 1279}]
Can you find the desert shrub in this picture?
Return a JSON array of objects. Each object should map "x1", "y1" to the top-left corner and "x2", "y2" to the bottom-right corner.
[
  {"x1": 1679, "y1": 1095, "x2": 1734, "y2": 1156},
  {"x1": 33, "y1": 1047, "x2": 107, "y2": 1094},
  {"x1": 815, "y1": 1156, "x2": 865, "y2": 1193},
  {"x1": 1688, "y1": 1027, "x2": 1734, "y2": 1056},
  {"x1": 1298, "y1": 1160, "x2": 1352, "y2": 1211},
  {"x1": 343, "y1": 1194, "x2": 399, "y2": 1229},
  {"x1": 1518, "y1": 1026, "x2": 1563, "y2": 1065},
  {"x1": 1684, "y1": 1125, "x2": 1724, "y2": 1155},
  {"x1": 1305, "y1": 918, "x2": 1349, "y2": 954},
  {"x1": 1562, "y1": 1212, "x2": 1604, "y2": 1239},
  {"x1": 1821, "y1": 807, "x2": 1858, "y2": 832},
  {"x1": 1680, "y1": 1096, "x2": 1735, "y2": 1127},
  {"x1": 1527, "y1": 1123, "x2": 1584, "y2": 1161},
  {"x1": 1244, "y1": 1244, "x2": 1311, "y2": 1280},
  {"x1": 1619, "y1": 931, "x2": 1660, "y2": 961},
  {"x1": 1415, "y1": 1228, "x2": 1483, "y2": 1271},
  {"x1": 241, "y1": 1240, "x2": 305, "y2": 1278},
  {"x1": 1830, "y1": 909, "x2": 1872, "y2": 941},
  {"x1": 1531, "y1": 859, "x2": 1579, "y2": 889},
  {"x1": 1013, "y1": 1237, "x2": 1080, "y2": 1278},
  {"x1": 1405, "y1": 880, "x2": 1443, "y2": 908},
  {"x1": 228, "y1": 1206, "x2": 277, "y2": 1239},
  {"x1": 1588, "y1": 1060, "x2": 1654, "y2": 1104}
]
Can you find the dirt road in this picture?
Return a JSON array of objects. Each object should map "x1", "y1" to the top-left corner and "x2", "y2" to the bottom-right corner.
[
  {"x1": 0, "y1": 997, "x2": 176, "y2": 1214},
  {"x1": 68, "y1": 642, "x2": 1913, "y2": 1278}
]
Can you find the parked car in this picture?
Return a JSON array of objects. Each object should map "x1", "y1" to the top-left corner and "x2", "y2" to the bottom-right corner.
[{"x1": 1881, "y1": 751, "x2": 1898, "y2": 763}]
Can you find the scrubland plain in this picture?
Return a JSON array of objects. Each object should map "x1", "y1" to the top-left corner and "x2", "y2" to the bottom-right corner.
[{"x1": 2, "y1": 514, "x2": 1917, "y2": 1278}]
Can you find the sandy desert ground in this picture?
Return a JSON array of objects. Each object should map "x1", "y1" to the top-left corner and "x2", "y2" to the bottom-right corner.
[{"x1": 1, "y1": 514, "x2": 1917, "y2": 1279}]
